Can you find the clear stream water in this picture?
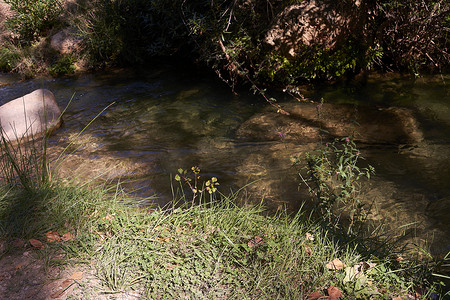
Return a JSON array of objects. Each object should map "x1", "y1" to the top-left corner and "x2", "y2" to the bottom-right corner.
[{"x1": 1, "y1": 65, "x2": 449, "y2": 255}]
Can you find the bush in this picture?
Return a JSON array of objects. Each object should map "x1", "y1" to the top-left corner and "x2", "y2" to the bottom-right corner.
[
  {"x1": 5, "y1": 0, "x2": 63, "y2": 44},
  {"x1": 369, "y1": 0, "x2": 450, "y2": 74},
  {"x1": 0, "y1": 46, "x2": 20, "y2": 71},
  {"x1": 48, "y1": 54, "x2": 76, "y2": 76}
]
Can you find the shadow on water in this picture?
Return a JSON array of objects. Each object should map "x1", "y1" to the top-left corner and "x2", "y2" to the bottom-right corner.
[{"x1": 1, "y1": 68, "x2": 449, "y2": 255}]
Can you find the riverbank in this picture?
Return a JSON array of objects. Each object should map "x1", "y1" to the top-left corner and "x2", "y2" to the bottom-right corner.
[
  {"x1": 0, "y1": 180, "x2": 448, "y2": 299},
  {"x1": 0, "y1": 132, "x2": 448, "y2": 299},
  {"x1": 0, "y1": 0, "x2": 448, "y2": 85}
]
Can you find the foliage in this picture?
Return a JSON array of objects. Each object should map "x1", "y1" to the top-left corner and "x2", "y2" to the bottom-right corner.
[
  {"x1": 74, "y1": 0, "x2": 124, "y2": 67},
  {"x1": 370, "y1": 0, "x2": 450, "y2": 74},
  {"x1": 0, "y1": 129, "x2": 51, "y2": 193},
  {"x1": 2, "y1": 0, "x2": 448, "y2": 81},
  {"x1": 75, "y1": 0, "x2": 168, "y2": 67},
  {"x1": 4, "y1": 0, "x2": 62, "y2": 45},
  {"x1": 259, "y1": 41, "x2": 383, "y2": 84},
  {"x1": 0, "y1": 0, "x2": 68, "y2": 78},
  {"x1": 48, "y1": 54, "x2": 76, "y2": 76},
  {"x1": 0, "y1": 46, "x2": 21, "y2": 71},
  {"x1": 296, "y1": 137, "x2": 375, "y2": 234}
]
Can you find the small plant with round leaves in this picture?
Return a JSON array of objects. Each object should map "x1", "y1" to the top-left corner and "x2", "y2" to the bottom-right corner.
[{"x1": 174, "y1": 166, "x2": 220, "y2": 205}]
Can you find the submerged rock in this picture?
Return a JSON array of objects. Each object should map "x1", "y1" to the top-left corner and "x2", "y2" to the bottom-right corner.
[
  {"x1": 0, "y1": 89, "x2": 62, "y2": 142},
  {"x1": 237, "y1": 102, "x2": 423, "y2": 144}
]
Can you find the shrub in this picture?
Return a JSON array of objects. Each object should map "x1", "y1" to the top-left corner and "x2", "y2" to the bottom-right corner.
[
  {"x1": 48, "y1": 54, "x2": 76, "y2": 76},
  {"x1": 0, "y1": 46, "x2": 20, "y2": 71},
  {"x1": 296, "y1": 137, "x2": 375, "y2": 234},
  {"x1": 4, "y1": 0, "x2": 63, "y2": 44}
]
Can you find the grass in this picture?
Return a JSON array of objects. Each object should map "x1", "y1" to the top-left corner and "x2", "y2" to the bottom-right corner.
[
  {"x1": 0, "y1": 130, "x2": 449, "y2": 299},
  {"x1": 0, "y1": 179, "x2": 448, "y2": 299}
]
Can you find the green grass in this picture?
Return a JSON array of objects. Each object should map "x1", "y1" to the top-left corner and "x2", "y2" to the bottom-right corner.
[{"x1": 1, "y1": 178, "x2": 448, "y2": 299}]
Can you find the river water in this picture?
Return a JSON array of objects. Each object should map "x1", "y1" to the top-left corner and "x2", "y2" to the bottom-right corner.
[{"x1": 1, "y1": 65, "x2": 449, "y2": 255}]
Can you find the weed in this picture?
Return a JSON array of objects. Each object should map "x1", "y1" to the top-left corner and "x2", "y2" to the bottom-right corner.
[
  {"x1": 296, "y1": 137, "x2": 375, "y2": 234},
  {"x1": 174, "y1": 166, "x2": 219, "y2": 205}
]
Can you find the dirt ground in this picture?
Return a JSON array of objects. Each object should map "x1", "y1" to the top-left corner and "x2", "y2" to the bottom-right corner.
[{"x1": 0, "y1": 240, "x2": 141, "y2": 300}]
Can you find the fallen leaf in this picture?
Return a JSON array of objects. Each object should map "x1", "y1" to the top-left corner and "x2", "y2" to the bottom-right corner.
[
  {"x1": 46, "y1": 231, "x2": 61, "y2": 243},
  {"x1": 306, "y1": 291, "x2": 323, "y2": 299},
  {"x1": 51, "y1": 279, "x2": 73, "y2": 298},
  {"x1": 103, "y1": 214, "x2": 115, "y2": 221},
  {"x1": 15, "y1": 263, "x2": 24, "y2": 270},
  {"x1": 328, "y1": 286, "x2": 344, "y2": 300},
  {"x1": 165, "y1": 264, "x2": 178, "y2": 270},
  {"x1": 69, "y1": 271, "x2": 83, "y2": 280},
  {"x1": 326, "y1": 258, "x2": 345, "y2": 270},
  {"x1": 156, "y1": 236, "x2": 170, "y2": 243},
  {"x1": 12, "y1": 239, "x2": 25, "y2": 248},
  {"x1": 61, "y1": 232, "x2": 74, "y2": 241},
  {"x1": 248, "y1": 236, "x2": 264, "y2": 248},
  {"x1": 392, "y1": 297, "x2": 404, "y2": 300},
  {"x1": 29, "y1": 239, "x2": 44, "y2": 249},
  {"x1": 304, "y1": 245, "x2": 313, "y2": 256},
  {"x1": 305, "y1": 232, "x2": 315, "y2": 241}
]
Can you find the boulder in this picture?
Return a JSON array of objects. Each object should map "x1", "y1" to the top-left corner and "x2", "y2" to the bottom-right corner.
[
  {"x1": 237, "y1": 102, "x2": 423, "y2": 144},
  {"x1": 265, "y1": 0, "x2": 364, "y2": 57},
  {"x1": 50, "y1": 27, "x2": 82, "y2": 55},
  {"x1": 0, "y1": 89, "x2": 62, "y2": 142}
]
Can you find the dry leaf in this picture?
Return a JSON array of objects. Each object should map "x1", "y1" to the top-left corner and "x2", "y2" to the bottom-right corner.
[
  {"x1": 51, "y1": 279, "x2": 73, "y2": 298},
  {"x1": 326, "y1": 258, "x2": 345, "y2": 270},
  {"x1": 306, "y1": 291, "x2": 323, "y2": 299},
  {"x1": 61, "y1": 232, "x2": 74, "y2": 241},
  {"x1": 15, "y1": 263, "x2": 24, "y2": 270},
  {"x1": 304, "y1": 245, "x2": 313, "y2": 256},
  {"x1": 165, "y1": 264, "x2": 178, "y2": 270},
  {"x1": 392, "y1": 297, "x2": 404, "y2": 300},
  {"x1": 248, "y1": 236, "x2": 264, "y2": 248},
  {"x1": 29, "y1": 239, "x2": 44, "y2": 249},
  {"x1": 156, "y1": 236, "x2": 170, "y2": 243},
  {"x1": 46, "y1": 231, "x2": 61, "y2": 243},
  {"x1": 69, "y1": 271, "x2": 83, "y2": 280},
  {"x1": 328, "y1": 286, "x2": 344, "y2": 299},
  {"x1": 12, "y1": 239, "x2": 25, "y2": 248},
  {"x1": 103, "y1": 214, "x2": 115, "y2": 221},
  {"x1": 305, "y1": 232, "x2": 315, "y2": 241}
]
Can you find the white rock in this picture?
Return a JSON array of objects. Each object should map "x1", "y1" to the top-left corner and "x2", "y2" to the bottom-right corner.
[{"x1": 0, "y1": 89, "x2": 62, "y2": 142}]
